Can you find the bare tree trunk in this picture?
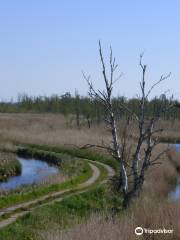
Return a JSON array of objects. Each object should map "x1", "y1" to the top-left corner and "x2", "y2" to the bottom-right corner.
[
  {"x1": 84, "y1": 42, "x2": 172, "y2": 208},
  {"x1": 110, "y1": 112, "x2": 128, "y2": 196}
]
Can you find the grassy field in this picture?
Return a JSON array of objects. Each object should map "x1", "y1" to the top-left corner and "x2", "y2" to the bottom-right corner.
[
  {"x1": 0, "y1": 113, "x2": 179, "y2": 150},
  {"x1": 0, "y1": 113, "x2": 179, "y2": 239}
]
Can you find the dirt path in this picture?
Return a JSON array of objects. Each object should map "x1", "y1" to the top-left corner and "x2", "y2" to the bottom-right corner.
[{"x1": 0, "y1": 160, "x2": 115, "y2": 229}]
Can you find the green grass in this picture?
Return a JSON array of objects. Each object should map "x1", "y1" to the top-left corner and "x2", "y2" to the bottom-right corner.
[
  {"x1": 0, "y1": 187, "x2": 123, "y2": 240},
  {"x1": 0, "y1": 146, "x2": 97, "y2": 209},
  {"x1": 0, "y1": 143, "x2": 113, "y2": 210},
  {"x1": 17, "y1": 147, "x2": 88, "y2": 177},
  {"x1": 24, "y1": 143, "x2": 119, "y2": 171},
  {"x1": 0, "y1": 156, "x2": 109, "y2": 221},
  {"x1": 0, "y1": 144, "x2": 117, "y2": 240},
  {"x1": 0, "y1": 161, "x2": 92, "y2": 210}
]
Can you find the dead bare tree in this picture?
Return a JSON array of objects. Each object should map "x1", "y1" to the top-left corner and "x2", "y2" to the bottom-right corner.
[{"x1": 83, "y1": 41, "x2": 172, "y2": 208}]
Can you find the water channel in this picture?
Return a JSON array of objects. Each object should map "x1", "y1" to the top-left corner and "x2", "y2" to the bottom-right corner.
[{"x1": 0, "y1": 156, "x2": 59, "y2": 190}]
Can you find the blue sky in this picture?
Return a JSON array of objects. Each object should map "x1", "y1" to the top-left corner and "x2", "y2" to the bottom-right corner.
[{"x1": 0, "y1": 0, "x2": 179, "y2": 100}]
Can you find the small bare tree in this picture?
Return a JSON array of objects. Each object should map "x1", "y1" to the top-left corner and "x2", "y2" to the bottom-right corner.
[{"x1": 83, "y1": 41, "x2": 172, "y2": 208}]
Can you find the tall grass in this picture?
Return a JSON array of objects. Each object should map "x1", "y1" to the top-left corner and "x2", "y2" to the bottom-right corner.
[
  {"x1": 0, "y1": 113, "x2": 179, "y2": 239},
  {"x1": 0, "y1": 152, "x2": 21, "y2": 181},
  {"x1": 39, "y1": 146, "x2": 180, "y2": 240}
]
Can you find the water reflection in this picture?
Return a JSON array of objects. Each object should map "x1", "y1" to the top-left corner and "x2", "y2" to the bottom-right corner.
[{"x1": 0, "y1": 156, "x2": 59, "y2": 190}]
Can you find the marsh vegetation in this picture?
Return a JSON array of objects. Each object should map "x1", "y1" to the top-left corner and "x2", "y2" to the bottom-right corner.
[
  {"x1": 0, "y1": 112, "x2": 178, "y2": 239},
  {"x1": 0, "y1": 152, "x2": 21, "y2": 181}
]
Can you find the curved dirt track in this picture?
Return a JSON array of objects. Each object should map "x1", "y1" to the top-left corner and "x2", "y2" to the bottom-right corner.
[{"x1": 0, "y1": 160, "x2": 115, "y2": 229}]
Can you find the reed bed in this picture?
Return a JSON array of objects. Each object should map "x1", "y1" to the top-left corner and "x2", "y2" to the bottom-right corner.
[
  {"x1": 0, "y1": 151, "x2": 21, "y2": 181},
  {"x1": 0, "y1": 113, "x2": 179, "y2": 239}
]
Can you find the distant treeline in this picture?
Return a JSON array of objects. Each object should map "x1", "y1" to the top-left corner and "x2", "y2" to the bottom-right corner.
[{"x1": 0, "y1": 93, "x2": 180, "y2": 127}]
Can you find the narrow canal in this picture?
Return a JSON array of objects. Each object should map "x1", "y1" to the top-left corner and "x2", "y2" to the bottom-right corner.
[{"x1": 0, "y1": 156, "x2": 59, "y2": 190}]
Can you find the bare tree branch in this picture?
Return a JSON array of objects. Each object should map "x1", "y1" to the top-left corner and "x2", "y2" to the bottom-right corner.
[
  {"x1": 146, "y1": 72, "x2": 171, "y2": 99},
  {"x1": 84, "y1": 44, "x2": 171, "y2": 208}
]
